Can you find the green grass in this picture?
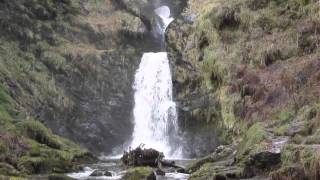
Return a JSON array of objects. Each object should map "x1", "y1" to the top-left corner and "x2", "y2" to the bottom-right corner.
[
  {"x1": 17, "y1": 120, "x2": 61, "y2": 149},
  {"x1": 273, "y1": 124, "x2": 290, "y2": 136},
  {"x1": 278, "y1": 144, "x2": 320, "y2": 178},
  {"x1": 236, "y1": 122, "x2": 268, "y2": 163},
  {"x1": 0, "y1": 1, "x2": 97, "y2": 176}
]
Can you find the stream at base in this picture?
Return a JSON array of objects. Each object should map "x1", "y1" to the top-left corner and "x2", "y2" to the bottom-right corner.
[{"x1": 67, "y1": 159, "x2": 191, "y2": 180}]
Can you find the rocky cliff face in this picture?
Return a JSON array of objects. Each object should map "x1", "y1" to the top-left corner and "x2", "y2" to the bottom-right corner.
[
  {"x1": 0, "y1": 1, "x2": 168, "y2": 176},
  {"x1": 0, "y1": 1, "x2": 189, "y2": 176},
  {"x1": 0, "y1": 0, "x2": 191, "y2": 177},
  {"x1": 167, "y1": 0, "x2": 320, "y2": 178},
  {"x1": 0, "y1": 0, "x2": 157, "y2": 156}
]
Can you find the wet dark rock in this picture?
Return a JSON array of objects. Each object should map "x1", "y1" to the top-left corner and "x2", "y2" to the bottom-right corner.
[
  {"x1": 177, "y1": 168, "x2": 187, "y2": 174},
  {"x1": 242, "y1": 146, "x2": 282, "y2": 178},
  {"x1": 214, "y1": 174, "x2": 226, "y2": 180},
  {"x1": 48, "y1": 174, "x2": 75, "y2": 180},
  {"x1": 104, "y1": 171, "x2": 112, "y2": 176},
  {"x1": 245, "y1": 151, "x2": 281, "y2": 170},
  {"x1": 90, "y1": 170, "x2": 105, "y2": 177},
  {"x1": 155, "y1": 168, "x2": 165, "y2": 176}
]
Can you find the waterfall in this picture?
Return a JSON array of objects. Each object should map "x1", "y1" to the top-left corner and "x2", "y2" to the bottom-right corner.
[{"x1": 130, "y1": 6, "x2": 181, "y2": 158}]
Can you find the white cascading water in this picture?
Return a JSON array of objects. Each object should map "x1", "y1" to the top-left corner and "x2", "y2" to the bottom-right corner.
[{"x1": 130, "y1": 6, "x2": 181, "y2": 158}]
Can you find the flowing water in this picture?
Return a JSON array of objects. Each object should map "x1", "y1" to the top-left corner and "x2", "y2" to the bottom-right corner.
[
  {"x1": 130, "y1": 5, "x2": 181, "y2": 158},
  {"x1": 67, "y1": 5, "x2": 189, "y2": 180}
]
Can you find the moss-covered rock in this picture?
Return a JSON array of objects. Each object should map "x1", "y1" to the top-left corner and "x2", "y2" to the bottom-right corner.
[
  {"x1": 123, "y1": 167, "x2": 156, "y2": 180},
  {"x1": 18, "y1": 120, "x2": 61, "y2": 149},
  {"x1": 0, "y1": 163, "x2": 20, "y2": 176},
  {"x1": 186, "y1": 145, "x2": 235, "y2": 173}
]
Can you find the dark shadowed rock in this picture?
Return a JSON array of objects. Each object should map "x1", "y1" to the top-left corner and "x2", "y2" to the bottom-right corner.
[
  {"x1": 90, "y1": 170, "x2": 105, "y2": 177},
  {"x1": 48, "y1": 174, "x2": 75, "y2": 180},
  {"x1": 156, "y1": 168, "x2": 165, "y2": 176},
  {"x1": 177, "y1": 168, "x2": 187, "y2": 174},
  {"x1": 104, "y1": 171, "x2": 112, "y2": 176}
]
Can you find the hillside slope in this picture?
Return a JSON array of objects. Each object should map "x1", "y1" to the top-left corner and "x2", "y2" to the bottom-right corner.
[{"x1": 167, "y1": 0, "x2": 320, "y2": 178}]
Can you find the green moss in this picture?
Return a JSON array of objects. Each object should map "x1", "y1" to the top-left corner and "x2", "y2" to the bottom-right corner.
[
  {"x1": 237, "y1": 123, "x2": 268, "y2": 160},
  {"x1": 16, "y1": 137, "x2": 91, "y2": 175},
  {"x1": 219, "y1": 87, "x2": 241, "y2": 130},
  {"x1": 123, "y1": 167, "x2": 155, "y2": 180},
  {"x1": 0, "y1": 163, "x2": 20, "y2": 176},
  {"x1": 273, "y1": 124, "x2": 290, "y2": 136},
  {"x1": 273, "y1": 110, "x2": 294, "y2": 136},
  {"x1": 292, "y1": 134, "x2": 304, "y2": 144},
  {"x1": 271, "y1": 110, "x2": 294, "y2": 135},
  {"x1": 0, "y1": 0, "x2": 100, "y2": 177},
  {"x1": 295, "y1": 0, "x2": 310, "y2": 6},
  {"x1": 189, "y1": 163, "x2": 216, "y2": 180},
  {"x1": 278, "y1": 111, "x2": 293, "y2": 122},
  {"x1": 17, "y1": 156, "x2": 51, "y2": 174},
  {"x1": 0, "y1": 84, "x2": 15, "y2": 122}
]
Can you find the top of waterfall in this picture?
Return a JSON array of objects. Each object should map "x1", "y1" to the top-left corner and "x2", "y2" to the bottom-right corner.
[
  {"x1": 154, "y1": 6, "x2": 174, "y2": 31},
  {"x1": 155, "y1": 6, "x2": 171, "y2": 19}
]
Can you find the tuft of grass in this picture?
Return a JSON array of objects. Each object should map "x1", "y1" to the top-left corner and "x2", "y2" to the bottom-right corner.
[
  {"x1": 273, "y1": 124, "x2": 290, "y2": 136},
  {"x1": 17, "y1": 120, "x2": 61, "y2": 149},
  {"x1": 278, "y1": 144, "x2": 320, "y2": 179},
  {"x1": 237, "y1": 122, "x2": 268, "y2": 162},
  {"x1": 272, "y1": 110, "x2": 294, "y2": 135},
  {"x1": 40, "y1": 51, "x2": 66, "y2": 73}
]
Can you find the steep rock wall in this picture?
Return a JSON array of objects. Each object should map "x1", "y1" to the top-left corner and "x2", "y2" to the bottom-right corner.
[{"x1": 0, "y1": 0, "x2": 159, "y2": 157}]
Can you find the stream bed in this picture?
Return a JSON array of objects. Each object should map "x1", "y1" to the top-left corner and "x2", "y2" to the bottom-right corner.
[{"x1": 67, "y1": 159, "x2": 191, "y2": 180}]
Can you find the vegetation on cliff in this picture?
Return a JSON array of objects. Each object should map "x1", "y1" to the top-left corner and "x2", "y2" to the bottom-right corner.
[
  {"x1": 167, "y1": 0, "x2": 320, "y2": 178},
  {"x1": 0, "y1": 0, "x2": 158, "y2": 177}
]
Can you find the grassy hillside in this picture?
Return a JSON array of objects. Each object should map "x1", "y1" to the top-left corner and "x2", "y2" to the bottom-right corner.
[
  {"x1": 0, "y1": 0, "x2": 100, "y2": 177},
  {"x1": 167, "y1": 0, "x2": 320, "y2": 178}
]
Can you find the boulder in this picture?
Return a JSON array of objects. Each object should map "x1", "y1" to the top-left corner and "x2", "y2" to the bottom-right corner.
[
  {"x1": 186, "y1": 145, "x2": 235, "y2": 173},
  {"x1": 155, "y1": 168, "x2": 165, "y2": 176},
  {"x1": 243, "y1": 151, "x2": 281, "y2": 177},
  {"x1": 177, "y1": 168, "x2": 187, "y2": 174},
  {"x1": 104, "y1": 171, "x2": 112, "y2": 176},
  {"x1": 123, "y1": 167, "x2": 156, "y2": 180},
  {"x1": 89, "y1": 170, "x2": 105, "y2": 177}
]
